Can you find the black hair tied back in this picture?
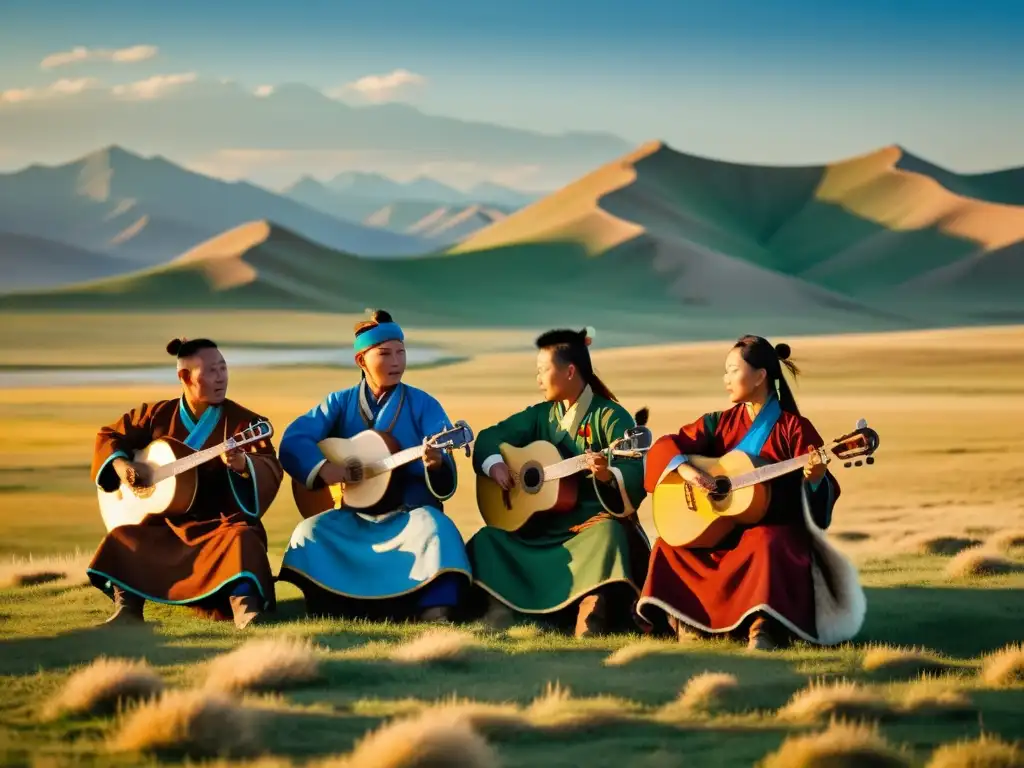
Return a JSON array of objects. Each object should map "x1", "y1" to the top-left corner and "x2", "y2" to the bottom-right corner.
[
  {"x1": 774, "y1": 343, "x2": 791, "y2": 361},
  {"x1": 166, "y1": 338, "x2": 184, "y2": 357}
]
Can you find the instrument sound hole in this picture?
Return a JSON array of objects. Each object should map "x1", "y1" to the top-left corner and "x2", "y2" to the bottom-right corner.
[
  {"x1": 521, "y1": 465, "x2": 542, "y2": 492},
  {"x1": 709, "y1": 476, "x2": 731, "y2": 501}
]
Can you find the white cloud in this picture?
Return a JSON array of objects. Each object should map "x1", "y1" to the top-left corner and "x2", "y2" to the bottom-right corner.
[
  {"x1": 254, "y1": 84, "x2": 274, "y2": 98},
  {"x1": 40, "y1": 44, "x2": 158, "y2": 70},
  {"x1": 111, "y1": 72, "x2": 197, "y2": 100},
  {"x1": 327, "y1": 68, "x2": 427, "y2": 103},
  {"x1": 0, "y1": 77, "x2": 100, "y2": 103}
]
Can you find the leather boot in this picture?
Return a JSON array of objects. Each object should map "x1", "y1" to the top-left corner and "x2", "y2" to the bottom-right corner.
[
  {"x1": 229, "y1": 593, "x2": 263, "y2": 629},
  {"x1": 482, "y1": 596, "x2": 515, "y2": 631},
  {"x1": 669, "y1": 616, "x2": 702, "y2": 643},
  {"x1": 747, "y1": 614, "x2": 778, "y2": 651},
  {"x1": 105, "y1": 586, "x2": 145, "y2": 625},
  {"x1": 419, "y1": 605, "x2": 456, "y2": 624},
  {"x1": 574, "y1": 593, "x2": 610, "y2": 638}
]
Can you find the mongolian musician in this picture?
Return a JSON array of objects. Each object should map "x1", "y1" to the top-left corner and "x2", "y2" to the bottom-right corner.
[{"x1": 89, "y1": 338, "x2": 282, "y2": 629}]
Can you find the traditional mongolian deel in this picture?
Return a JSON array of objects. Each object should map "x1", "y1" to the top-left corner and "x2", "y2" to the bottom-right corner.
[
  {"x1": 638, "y1": 396, "x2": 866, "y2": 645},
  {"x1": 88, "y1": 397, "x2": 282, "y2": 618},
  {"x1": 277, "y1": 380, "x2": 472, "y2": 604},
  {"x1": 468, "y1": 385, "x2": 650, "y2": 613}
]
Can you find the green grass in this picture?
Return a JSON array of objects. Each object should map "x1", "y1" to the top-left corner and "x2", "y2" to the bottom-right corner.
[{"x1": 1, "y1": 567, "x2": 1023, "y2": 767}]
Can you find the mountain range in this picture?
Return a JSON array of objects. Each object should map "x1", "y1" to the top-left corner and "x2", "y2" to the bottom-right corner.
[
  {"x1": 2, "y1": 141, "x2": 1021, "y2": 335},
  {"x1": 0, "y1": 80, "x2": 631, "y2": 188}
]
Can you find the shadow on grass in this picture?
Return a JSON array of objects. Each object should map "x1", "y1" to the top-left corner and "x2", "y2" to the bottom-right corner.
[{"x1": 859, "y1": 586, "x2": 1024, "y2": 656}]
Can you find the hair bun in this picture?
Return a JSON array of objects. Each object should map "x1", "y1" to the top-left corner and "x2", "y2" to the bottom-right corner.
[
  {"x1": 370, "y1": 309, "x2": 393, "y2": 324},
  {"x1": 581, "y1": 326, "x2": 596, "y2": 347},
  {"x1": 166, "y1": 338, "x2": 184, "y2": 356},
  {"x1": 774, "y1": 342, "x2": 791, "y2": 360}
]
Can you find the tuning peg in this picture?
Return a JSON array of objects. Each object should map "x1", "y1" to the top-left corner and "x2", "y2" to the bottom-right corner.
[
  {"x1": 464, "y1": 445, "x2": 471, "y2": 457},
  {"x1": 866, "y1": 457, "x2": 874, "y2": 465},
  {"x1": 844, "y1": 461, "x2": 852, "y2": 468},
  {"x1": 854, "y1": 460, "x2": 863, "y2": 467},
  {"x1": 856, "y1": 418, "x2": 867, "y2": 429}
]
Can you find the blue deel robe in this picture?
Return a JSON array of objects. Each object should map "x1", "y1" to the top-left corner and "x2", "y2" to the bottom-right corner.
[{"x1": 277, "y1": 379, "x2": 472, "y2": 606}]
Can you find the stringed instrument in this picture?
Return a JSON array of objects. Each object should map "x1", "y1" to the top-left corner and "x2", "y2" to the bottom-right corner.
[
  {"x1": 291, "y1": 421, "x2": 475, "y2": 518},
  {"x1": 651, "y1": 419, "x2": 880, "y2": 548},
  {"x1": 476, "y1": 412, "x2": 653, "y2": 532},
  {"x1": 97, "y1": 420, "x2": 274, "y2": 532}
]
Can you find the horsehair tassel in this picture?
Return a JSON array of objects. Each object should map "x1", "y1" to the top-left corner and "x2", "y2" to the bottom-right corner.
[{"x1": 634, "y1": 407, "x2": 649, "y2": 426}]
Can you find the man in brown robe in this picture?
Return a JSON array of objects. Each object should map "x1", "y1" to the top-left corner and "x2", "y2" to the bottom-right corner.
[{"x1": 88, "y1": 337, "x2": 283, "y2": 629}]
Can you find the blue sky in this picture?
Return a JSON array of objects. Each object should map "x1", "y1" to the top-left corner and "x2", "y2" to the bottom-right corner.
[{"x1": 1, "y1": 0, "x2": 1022, "y2": 180}]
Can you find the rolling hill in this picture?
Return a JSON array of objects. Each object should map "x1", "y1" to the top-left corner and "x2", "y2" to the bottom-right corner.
[
  {"x1": 0, "y1": 146, "x2": 431, "y2": 268},
  {"x1": 451, "y1": 142, "x2": 1024, "y2": 317},
  {"x1": 0, "y1": 233, "x2": 131, "y2": 292},
  {"x1": 4, "y1": 140, "x2": 1020, "y2": 334},
  {"x1": 0, "y1": 218, "x2": 909, "y2": 340}
]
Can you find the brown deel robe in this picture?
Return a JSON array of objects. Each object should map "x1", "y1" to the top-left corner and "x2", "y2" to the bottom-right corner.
[{"x1": 88, "y1": 396, "x2": 282, "y2": 619}]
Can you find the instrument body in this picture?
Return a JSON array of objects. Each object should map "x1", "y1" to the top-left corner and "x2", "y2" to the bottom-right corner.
[
  {"x1": 652, "y1": 420, "x2": 880, "y2": 548},
  {"x1": 476, "y1": 421, "x2": 653, "y2": 532},
  {"x1": 292, "y1": 421, "x2": 474, "y2": 519},
  {"x1": 97, "y1": 420, "x2": 273, "y2": 532}
]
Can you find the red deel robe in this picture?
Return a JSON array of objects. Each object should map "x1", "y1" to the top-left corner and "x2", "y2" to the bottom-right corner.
[{"x1": 638, "y1": 404, "x2": 842, "y2": 643}]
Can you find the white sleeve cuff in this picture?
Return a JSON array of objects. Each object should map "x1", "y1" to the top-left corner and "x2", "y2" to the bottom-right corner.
[
  {"x1": 480, "y1": 454, "x2": 505, "y2": 476},
  {"x1": 306, "y1": 458, "x2": 328, "y2": 490}
]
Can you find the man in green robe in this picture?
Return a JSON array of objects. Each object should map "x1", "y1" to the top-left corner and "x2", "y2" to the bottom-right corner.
[{"x1": 467, "y1": 328, "x2": 651, "y2": 637}]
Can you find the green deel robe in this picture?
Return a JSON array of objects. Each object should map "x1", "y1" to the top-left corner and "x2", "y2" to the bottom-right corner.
[{"x1": 467, "y1": 385, "x2": 651, "y2": 613}]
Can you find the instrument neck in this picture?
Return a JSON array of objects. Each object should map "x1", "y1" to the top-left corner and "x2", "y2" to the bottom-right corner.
[
  {"x1": 730, "y1": 447, "x2": 829, "y2": 491},
  {"x1": 369, "y1": 444, "x2": 429, "y2": 476},
  {"x1": 152, "y1": 439, "x2": 232, "y2": 483},
  {"x1": 542, "y1": 449, "x2": 634, "y2": 481}
]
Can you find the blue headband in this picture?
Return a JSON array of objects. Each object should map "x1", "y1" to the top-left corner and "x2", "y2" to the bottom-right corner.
[{"x1": 353, "y1": 322, "x2": 404, "y2": 353}]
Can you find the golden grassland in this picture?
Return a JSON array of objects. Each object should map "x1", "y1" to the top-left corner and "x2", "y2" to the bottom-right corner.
[{"x1": 1, "y1": 320, "x2": 1023, "y2": 766}]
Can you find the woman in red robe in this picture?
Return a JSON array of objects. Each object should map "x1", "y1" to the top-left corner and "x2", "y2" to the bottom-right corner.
[{"x1": 638, "y1": 335, "x2": 865, "y2": 651}]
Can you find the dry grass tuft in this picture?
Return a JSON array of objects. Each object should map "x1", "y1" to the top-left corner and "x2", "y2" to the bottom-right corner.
[
  {"x1": 861, "y1": 645, "x2": 954, "y2": 679},
  {"x1": 925, "y1": 734, "x2": 1024, "y2": 768},
  {"x1": 946, "y1": 547, "x2": 1021, "y2": 578},
  {"x1": 503, "y1": 625, "x2": 541, "y2": 640},
  {"x1": 988, "y1": 530, "x2": 1024, "y2": 554},
  {"x1": 980, "y1": 644, "x2": 1024, "y2": 687},
  {"x1": 758, "y1": 720, "x2": 910, "y2": 768},
  {"x1": 42, "y1": 657, "x2": 164, "y2": 720},
  {"x1": 430, "y1": 697, "x2": 528, "y2": 736},
  {"x1": 319, "y1": 708, "x2": 499, "y2": 768},
  {"x1": 896, "y1": 681, "x2": 973, "y2": 718},
  {"x1": 660, "y1": 672, "x2": 741, "y2": 718},
  {"x1": 389, "y1": 627, "x2": 481, "y2": 665},
  {"x1": 777, "y1": 680, "x2": 892, "y2": 724},
  {"x1": 203, "y1": 637, "x2": 322, "y2": 694},
  {"x1": 0, "y1": 551, "x2": 91, "y2": 589},
  {"x1": 108, "y1": 690, "x2": 258, "y2": 758},
  {"x1": 603, "y1": 639, "x2": 678, "y2": 667},
  {"x1": 906, "y1": 535, "x2": 983, "y2": 556},
  {"x1": 524, "y1": 681, "x2": 637, "y2": 730}
]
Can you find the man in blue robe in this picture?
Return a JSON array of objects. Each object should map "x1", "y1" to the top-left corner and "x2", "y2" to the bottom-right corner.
[{"x1": 276, "y1": 310, "x2": 472, "y2": 622}]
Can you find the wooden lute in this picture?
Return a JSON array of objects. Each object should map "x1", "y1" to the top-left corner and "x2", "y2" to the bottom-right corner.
[
  {"x1": 476, "y1": 410, "x2": 653, "y2": 532},
  {"x1": 651, "y1": 419, "x2": 880, "y2": 548},
  {"x1": 292, "y1": 420, "x2": 474, "y2": 518},
  {"x1": 97, "y1": 420, "x2": 274, "y2": 532}
]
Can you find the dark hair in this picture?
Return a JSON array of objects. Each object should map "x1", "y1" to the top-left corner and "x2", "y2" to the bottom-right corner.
[
  {"x1": 536, "y1": 327, "x2": 617, "y2": 402},
  {"x1": 733, "y1": 335, "x2": 801, "y2": 415},
  {"x1": 166, "y1": 337, "x2": 218, "y2": 358},
  {"x1": 354, "y1": 308, "x2": 393, "y2": 338}
]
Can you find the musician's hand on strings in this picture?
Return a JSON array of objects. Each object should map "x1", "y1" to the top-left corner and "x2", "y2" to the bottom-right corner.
[
  {"x1": 584, "y1": 449, "x2": 613, "y2": 483},
  {"x1": 488, "y1": 462, "x2": 515, "y2": 491},
  {"x1": 222, "y1": 446, "x2": 248, "y2": 473},
  {"x1": 423, "y1": 447, "x2": 443, "y2": 472},
  {"x1": 803, "y1": 448, "x2": 826, "y2": 483},
  {"x1": 677, "y1": 463, "x2": 717, "y2": 493},
  {"x1": 114, "y1": 458, "x2": 154, "y2": 488}
]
